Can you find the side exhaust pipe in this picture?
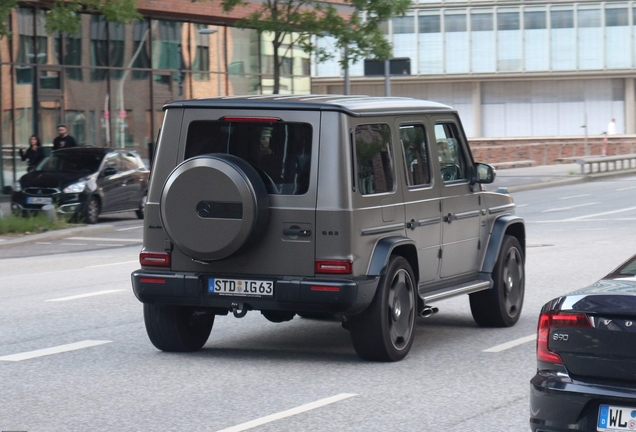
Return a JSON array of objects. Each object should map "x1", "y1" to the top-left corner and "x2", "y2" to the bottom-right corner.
[{"x1": 420, "y1": 305, "x2": 439, "y2": 318}]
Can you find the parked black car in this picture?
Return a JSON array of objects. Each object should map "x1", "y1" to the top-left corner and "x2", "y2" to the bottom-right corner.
[
  {"x1": 11, "y1": 147, "x2": 149, "y2": 224},
  {"x1": 530, "y1": 254, "x2": 636, "y2": 431}
]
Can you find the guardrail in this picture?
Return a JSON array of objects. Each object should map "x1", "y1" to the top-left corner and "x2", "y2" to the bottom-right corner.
[{"x1": 576, "y1": 154, "x2": 636, "y2": 174}]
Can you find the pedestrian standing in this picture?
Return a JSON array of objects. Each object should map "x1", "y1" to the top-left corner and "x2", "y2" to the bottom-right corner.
[
  {"x1": 52, "y1": 124, "x2": 78, "y2": 150},
  {"x1": 607, "y1": 118, "x2": 617, "y2": 136},
  {"x1": 19, "y1": 135, "x2": 45, "y2": 172}
]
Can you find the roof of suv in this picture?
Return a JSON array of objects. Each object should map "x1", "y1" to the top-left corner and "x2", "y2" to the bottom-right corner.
[{"x1": 164, "y1": 95, "x2": 454, "y2": 117}]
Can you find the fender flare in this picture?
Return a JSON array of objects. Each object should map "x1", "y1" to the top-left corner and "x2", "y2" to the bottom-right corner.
[
  {"x1": 481, "y1": 215, "x2": 526, "y2": 275},
  {"x1": 367, "y1": 236, "x2": 417, "y2": 276}
]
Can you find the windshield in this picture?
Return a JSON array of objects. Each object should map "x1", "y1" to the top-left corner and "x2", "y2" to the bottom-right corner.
[
  {"x1": 36, "y1": 153, "x2": 103, "y2": 174},
  {"x1": 185, "y1": 120, "x2": 312, "y2": 195}
]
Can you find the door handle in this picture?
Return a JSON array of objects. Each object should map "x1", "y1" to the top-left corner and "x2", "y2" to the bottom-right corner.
[{"x1": 443, "y1": 213, "x2": 456, "y2": 224}]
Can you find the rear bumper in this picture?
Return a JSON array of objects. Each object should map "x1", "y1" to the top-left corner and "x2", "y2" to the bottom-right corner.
[
  {"x1": 131, "y1": 270, "x2": 380, "y2": 316},
  {"x1": 530, "y1": 371, "x2": 636, "y2": 432}
]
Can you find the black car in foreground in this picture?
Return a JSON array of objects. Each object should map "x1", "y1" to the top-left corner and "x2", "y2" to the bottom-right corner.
[
  {"x1": 530, "y1": 254, "x2": 636, "y2": 432},
  {"x1": 11, "y1": 147, "x2": 149, "y2": 224}
]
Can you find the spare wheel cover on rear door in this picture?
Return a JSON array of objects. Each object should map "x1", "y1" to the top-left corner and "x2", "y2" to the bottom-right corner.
[{"x1": 160, "y1": 154, "x2": 269, "y2": 261}]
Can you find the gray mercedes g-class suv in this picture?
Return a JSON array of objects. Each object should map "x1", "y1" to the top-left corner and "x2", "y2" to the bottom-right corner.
[{"x1": 132, "y1": 95, "x2": 525, "y2": 362}]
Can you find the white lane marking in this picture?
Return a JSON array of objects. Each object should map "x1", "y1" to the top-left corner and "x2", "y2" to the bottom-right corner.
[
  {"x1": 617, "y1": 186, "x2": 636, "y2": 191},
  {"x1": 46, "y1": 289, "x2": 126, "y2": 302},
  {"x1": 67, "y1": 237, "x2": 141, "y2": 243},
  {"x1": 35, "y1": 242, "x2": 52, "y2": 245},
  {"x1": 542, "y1": 202, "x2": 599, "y2": 213},
  {"x1": 97, "y1": 244, "x2": 124, "y2": 247},
  {"x1": 215, "y1": 393, "x2": 358, "y2": 432},
  {"x1": 564, "y1": 205, "x2": 636, "y2": 221},
  {"x1": 483, "y1": 334, "x2": 536, "y2": 353},
  {"x1": 560, "y1": 194, "x2": 591, "y2": 200},
  {"x1": 516, "y1": 204, "x2": 529, "y2": 208},
  {"x1": 60, "y1": 243, "x2": 87, "y2": 246},
  {"x1": 85, "y1": 260, "x2": 138, "y2": 268},
  {"x1": 0, "y1": 340, "x2": 112, "y2": 362},
  {"x1": 116, "y1": 226, "x2": 143, "y2": 232}
]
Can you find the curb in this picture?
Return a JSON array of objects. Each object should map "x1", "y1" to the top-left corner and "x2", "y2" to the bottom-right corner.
[
  {"x1": 0, "y1": 224, "x2": 116, "y2": 248},
  {"x1": 503, "y1": 168, "x2": 636, "y2": 193}
]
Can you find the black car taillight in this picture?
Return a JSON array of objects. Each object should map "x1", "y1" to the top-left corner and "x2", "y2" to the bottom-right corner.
[
  {"x1": 140, "y1": 252, "x2": 171, "y2": 268},
  {"x1": 537, "y1": 312, "x2": 592, "y2": 364}
]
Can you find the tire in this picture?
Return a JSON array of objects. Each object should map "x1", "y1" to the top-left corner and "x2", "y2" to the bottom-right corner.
[
  {"x1": 160, "y1": 154, "x2": 269, "y2": 261},
  {"x1": 349, "y1": 256, "x2": 417, "y2": 362},
  {"x1": 84, "y1": 196, "x2": 100, "y2": 224},
  {"x1": 143, "y1": 304, "x2": 214, "y2": 352},
  {"x1": 136, "y1": 193, "x2": 147, "y2": 219},
  {"x1": 470, "y1": 235, "x2": 524, "y2": 327}
]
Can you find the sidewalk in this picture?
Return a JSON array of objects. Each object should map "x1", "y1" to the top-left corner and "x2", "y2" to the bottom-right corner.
[{"x1": 1, "y1": 162, "x2": 635, "y2": 247}]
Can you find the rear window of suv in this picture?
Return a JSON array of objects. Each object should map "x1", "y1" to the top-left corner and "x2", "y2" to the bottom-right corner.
[{"x1": 185, "y1": 120, "x2": 312, "y2": 195}]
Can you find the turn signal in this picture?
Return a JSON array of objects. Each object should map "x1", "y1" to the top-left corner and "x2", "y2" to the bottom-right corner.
[
  {"x1": 140, "y1": 252, "x2": 171, "y2": 267},
  {"x1": 315, "y1": 260, "x2": 352, "y2": 274},
  {"x1": 537, "y1": 312, "x2": 591, "y2": 364}
]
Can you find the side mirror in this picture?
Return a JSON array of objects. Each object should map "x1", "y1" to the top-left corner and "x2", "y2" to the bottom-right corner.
[
  {"x1": 103, "y1": 167, "x2": 117, "y2": 177},
  {"x1": 475, "y1": 163, "x2": 496, "y2": 184}
]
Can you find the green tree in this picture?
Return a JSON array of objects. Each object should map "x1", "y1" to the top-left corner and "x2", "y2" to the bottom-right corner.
[
  {"x1": 194, "y1": 0, "x2": 410, "y2": 94},
  {"x1": 0, "y1": 0, "x2": 140, "y2": 37}
]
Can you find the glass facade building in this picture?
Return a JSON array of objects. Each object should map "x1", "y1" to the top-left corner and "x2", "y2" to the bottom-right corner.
[
  {"x1": 312, "y1": 1, "x2": 636, "y2": 140},
  {"x1": 0, "y1": 6, "x2": 311, "y2": 192}
]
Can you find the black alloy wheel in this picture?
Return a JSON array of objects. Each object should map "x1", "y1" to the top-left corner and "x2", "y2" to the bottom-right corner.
[
  {"x1": 84, "y1": 196, "x2": 100, "y2": 224},
  {"x1": 470, "y1": 235, "x2": 525, "y2": 327},
  {"x1": 349, "y1": 256, "x2": 417, "y2": 362},
  {"x1": 143, "y1": 304, "x2": 214, "y2": 352}
]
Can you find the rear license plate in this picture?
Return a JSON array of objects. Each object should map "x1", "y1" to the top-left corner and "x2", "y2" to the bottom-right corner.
[
  {"x1": 26, "y1": 197, "x2": 52, "y2": 204},
  {"x1": 598, "y1": 405, "x2": 636, "y2": 431},
  {"x1": 208, "y1": 278, "x2": 274, "y2": 297}
]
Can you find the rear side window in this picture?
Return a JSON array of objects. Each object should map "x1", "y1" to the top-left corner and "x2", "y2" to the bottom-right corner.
[
  {"x1": 185, "y1": 120, "x2": 312, "y2": 195},
  {"x1": 400, "y1": 124, "x2": 430, "y2": 187},
  {"x1": 355, "y1": 124, "x2": 395, "y2": 195}
]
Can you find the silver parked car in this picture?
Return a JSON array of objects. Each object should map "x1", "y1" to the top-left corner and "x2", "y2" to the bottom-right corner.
[{"x1": 132, "y1": 95, "x2": 525, "y2": 361}]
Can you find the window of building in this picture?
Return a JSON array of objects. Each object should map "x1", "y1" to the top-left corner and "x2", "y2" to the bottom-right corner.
[
  {"x1": 606, "y1": 6, "x2": 629, "y2": 26},
  {"x1": 153, "y1": 20, "x2": 184, "y2": 85},
  {"x1": 444, "y1": 12, "x2": 469, "y2": 73},
  {"x1": 445, "y1": 13, "x2": 467, "y2": 32},
  {"x1": 355, "y1": 124, "x2": 394, "y2": 195},
  {"x1": 90, "y1": 16, "x2": 108, "y2": 81},
  {"x1": 578, "y1": 6, "x2": 602, "y2": 69},
  {"x1": 419, "y1": 12, "x2": 442, "y2": 74},
  {"x1": 497, "y1": 10, "x2": 520, "y2": 31},
  {"x1": 471, "y1": 12, "x2": 493, "y2": 31},
  {"x1": 132, "y1": 20, "x2": 151, "y2": 80},
  {"x1": 551, "y1": 9, "x2": 574, "y2": 28},
  {"x1": 392, "y1": 16, "x2": 415, "y2": 34},
  {"x1": 16, "y1": 8, "x2": 47, "y2": 85},
  {"x1": 471, "y1": 10, "x2": 495, "y2": 73},
  {"x1": 524, "y1": 10, "x2": 547, "y2": 30},
  {"x1": 434, "y1": 123, "x2": 468, "y2": 183},
  {"x1": 606, "y1": 4, "x2": 630, "y2": 68},
  {"x1": 65, "y1": 35, "x2": 83, "y2": 80},
  {"x1": 419, "y1": 14, "x2": 441, "y2": 33},
  {"x1": 109, "y1": 22, "x2": 125, "y2": 79},
  {"x1": 400, "y1": 124, "x2": 430, "y2": 187},
  {"x1": 193, "y1": 24, "x2": 211, "y2": 81}
]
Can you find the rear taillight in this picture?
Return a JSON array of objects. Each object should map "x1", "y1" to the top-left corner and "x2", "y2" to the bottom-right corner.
[
  {"x1": 537, "y1": 312, "x2": 592, "y2": 364},
  {"x1": 315, "y1": 260, "x2": 352, "y2": 274},
  {"x1": 140, "y1": 252, "x2": 171, "y2": 267}
]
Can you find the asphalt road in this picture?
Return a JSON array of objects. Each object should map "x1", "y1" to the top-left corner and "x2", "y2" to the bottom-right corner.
[{"x1": 1, "y1": 176, "x2": 636, "y2": 431}]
